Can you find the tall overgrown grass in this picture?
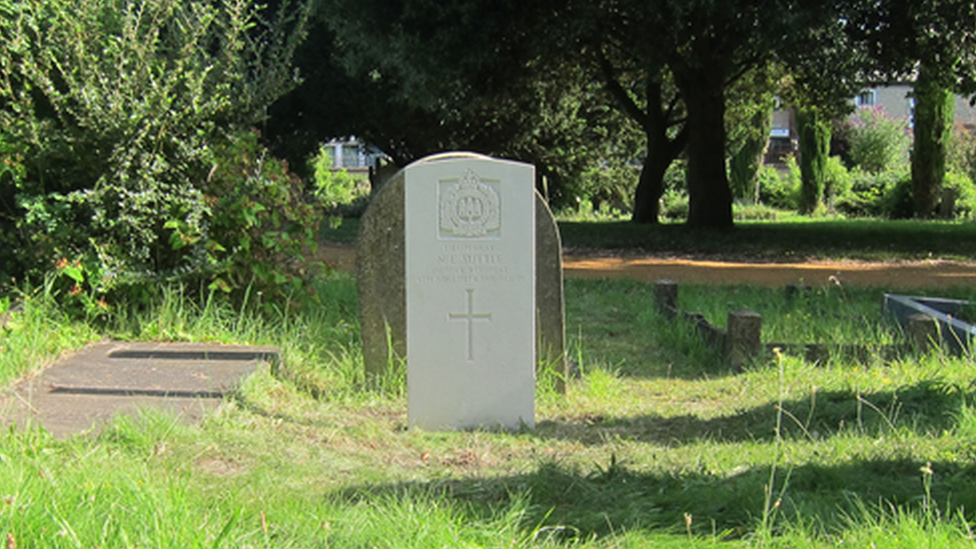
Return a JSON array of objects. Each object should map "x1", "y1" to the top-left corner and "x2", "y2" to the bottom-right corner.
[{"x1": 4, "y1": 275, "x2": 976, "y2": 547}]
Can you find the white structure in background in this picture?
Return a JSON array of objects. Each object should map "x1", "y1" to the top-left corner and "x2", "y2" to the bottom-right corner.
[
  {"x1": 323, "y1": 136, "x2": 389, "y2": 174},
  {"x1": 766, "y1": 86, "x2": 976, "y2": 163},
  {"x1": 856, "y1": 86, "x2": 976, "y2": 129}
]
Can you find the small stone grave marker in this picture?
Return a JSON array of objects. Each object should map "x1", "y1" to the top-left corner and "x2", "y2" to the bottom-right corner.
[{"x1": 358, "y1": 152, "x2": 564, "y2": 430}]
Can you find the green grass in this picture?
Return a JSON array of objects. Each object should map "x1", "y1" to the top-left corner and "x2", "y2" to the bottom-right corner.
[
  {"x1": 4, "y1": 274, "x2": 976, "y2": 547},
  {"x1": 321, "y1": 215, "x2": 976, "y2": 261},
  {"x1": 318, "y1": 215, "x2": 363, "y2": 244},
  {"x1": 0, "y1": 281, "x2": 98, "y2": 386}
]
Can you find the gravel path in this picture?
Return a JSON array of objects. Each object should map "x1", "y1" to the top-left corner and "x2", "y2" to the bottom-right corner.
[{"x1": 318, "y1": 244, "x2": 976, "y2": 289}]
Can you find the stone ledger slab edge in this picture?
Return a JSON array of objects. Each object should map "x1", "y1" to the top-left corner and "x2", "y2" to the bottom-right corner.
[
  {"x1": 41, "y1": 341, "x2": 280, "y2": 394},
  {"x1": 883, "y1": 294, "x2": 976, "y2": 354},
  {"x1": 0, "y1": 341, "x2": 280, "y2": 438}
]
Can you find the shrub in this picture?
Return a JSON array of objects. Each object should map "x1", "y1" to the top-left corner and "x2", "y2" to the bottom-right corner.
[
  {"x1": 575, "y1": 161, "x2": 640, "y2": 213},
  {"x1": 942, "y1": 171, "x2": 976, "y2": 219},
  {"x1": 879, "y1": 174, "x2": 915, "y2": 219},
  {"x1": 824, "y1": 155, "x2": 852, "y2": 211},
  {"x1": 660, "y1": 161, "x2": 689, "y2": 221},
  {"x1": 947, "y1": 124, "x2": 976, "y2": 184},
  {"x1": 758, "y1": 160, "x2": 799, "y2": 210},
  {"x1": 660, "y1": 189, "x2": 689, "y2": 221},
  {"x1": 0, "y1": 0, "x2": 311, "y2": 300},
  {"x1": 200, "y1": 132, "x2": 323, "y2": 302},
  {"x1": 835, "y1": 168, "x2": 911, "y2": 218},
  {"x1": 733, "y1": 202, "x2": 784, "y2": 221},
  {"x1": 663, "y1": 159, "x2": 688, "y2": 193},
  {"x1": 0, "y1": 133, "x2": 27, "y2": 285},
  {"x1": 847, "y1": 107, "x2": 911, "y2": 174},
  {"x1": 310, "y1": 145, "x2": 371, "y2": 217}
]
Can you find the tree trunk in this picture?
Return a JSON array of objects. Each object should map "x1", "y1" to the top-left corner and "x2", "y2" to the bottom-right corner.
[
  {"x1": 675, "y1": 70, "x2": 733, "y2": 229},
  {"x1": 912, "y1": 65, "x2": 954, "y2": 219},
  {"x1": 796, "y1": 106, "x2": 831, "y2": 215},
  {"x1": 632, "y1": 127, "x2": 687, "y2": 224},
  {"x1": 631, "y1": 144, "x2": 668, "y2": 223}
]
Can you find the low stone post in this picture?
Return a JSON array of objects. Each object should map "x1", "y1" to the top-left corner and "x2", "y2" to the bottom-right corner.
[
  {"x1": 727, "y1": 309, "x2": 763, "y2": 372},
  {"x1": 907, "y1": 313, "x2": 939, "y2": 352},
  {"x1": 655, "y1": 279, "x2": 678, "y2": 320}
]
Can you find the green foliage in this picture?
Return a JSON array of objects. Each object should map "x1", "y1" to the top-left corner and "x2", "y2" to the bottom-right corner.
[
  {"x1": 942, "y1": 171, "x2": 976, "y2": 219},
  {"x1": 797, "y1": 107, "x2": 832, "y2": 214},
  {"x1": 733, "y1": 202, "x2": 788, "y2": 221},
  {"x1": 834, "y1": 168, "x2": 913, "y2": 219},
  {"x1": 309, "y1": 145, "x2": 371, "y2": 217},
  {"x1": 659, "y1": 161, "x2": 689, "y2": 221},
  {"x1": 942, "y1": 126, "x2": 976, "y2": 220},
  {"x1": 827, "y1": 108, "x2": 915, "y2": 219},
  {"x1": 0, "y1": 132, "x2": 27, "y2": 283},
  {"x1": 0, "y1": 0, "x2": 311, "y2": 300},
  {"x1": 575, "y1": 161, "x2": 641, "y2": 213},
  {"x1": 728, "y1": 138, "x2": 766, "y2": 202},
  {"x1": 947, "y1": 124, "x2": 976, "y2": 183},
  {"x1": 847, "y1": 107, "x2": 911, "y2": 174},
  {"x1": 823, "y1": 156, "x2": 853, "y2": 210},
  {"x1": 200, "y1": 132, "x2": 324, "y2": 303},
  {"x1": 911, "y1": 68, "x2": 955, "y2": 218},
  {"x1": 726, "y1": 66, "x2": 777, "y2": 201},
  {"x1": 759, "y1": 161, "x2": 800, "y2": 210}
]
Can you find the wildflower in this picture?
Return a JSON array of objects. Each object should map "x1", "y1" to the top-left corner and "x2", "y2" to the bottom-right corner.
[{"x1": 68, "y1": 284, "x2": 82, "y2": 296}]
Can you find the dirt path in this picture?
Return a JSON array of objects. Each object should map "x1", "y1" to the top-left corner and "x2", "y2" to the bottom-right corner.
[{"x1": 318, "y1": 244, "x2": 976, "y2": 289}]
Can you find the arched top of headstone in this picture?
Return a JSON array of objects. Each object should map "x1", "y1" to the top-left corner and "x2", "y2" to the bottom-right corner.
[{"x1": 409, "y1": 151, "x2": 492, "y2": 166}]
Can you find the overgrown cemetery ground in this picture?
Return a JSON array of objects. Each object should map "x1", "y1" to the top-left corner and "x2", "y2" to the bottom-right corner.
[{"x1": 4, "y1": 218, "x2": 976, "y2": 546}]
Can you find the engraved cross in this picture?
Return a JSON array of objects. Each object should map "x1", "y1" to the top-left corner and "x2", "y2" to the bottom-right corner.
[{"x1": 448, "y1": 288, "x2": 492, "y2": 360}]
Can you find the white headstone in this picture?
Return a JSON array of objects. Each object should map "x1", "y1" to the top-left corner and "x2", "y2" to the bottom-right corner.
[{"x1": 405, "y1": 153, "x2": 536, "y2": 430}]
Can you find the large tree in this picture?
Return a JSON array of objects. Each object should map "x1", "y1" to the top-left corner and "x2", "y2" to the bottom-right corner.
[
  {"x1": 274, "y1": 0, "x2": 623, "y2": 205},
  {"x1": 572, "y1": 0, "x2": 850, "y2": 228},
  {"x1": 571, "y1": 6, "x2": 687, "y2": 224},
  {"x1": 294, "y1": 0, "x2": 955, "y2": 229}
]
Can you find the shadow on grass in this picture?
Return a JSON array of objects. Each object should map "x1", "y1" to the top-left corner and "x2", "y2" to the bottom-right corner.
[
  {"x1": 322, "y1": 218, "x2": 976, "y2": 261},
  {"x1": 558, "y1": 220, "x2": 976, "y2": 261},
  {"x1": 540, "y1": 380, "x2": 970, "y2": 446},
  {"x1": 332, "y1": 455, "x2": 976, "y2": 542}
]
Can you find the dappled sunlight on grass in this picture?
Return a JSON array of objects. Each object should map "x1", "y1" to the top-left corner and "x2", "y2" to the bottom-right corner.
[{"x1": 5, "y1": 273, "x2": 976, "y2": 546}]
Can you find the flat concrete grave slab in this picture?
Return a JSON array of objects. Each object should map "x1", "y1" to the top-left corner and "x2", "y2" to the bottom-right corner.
[{"x1": 1, "y1": 341, "x2": 279, "y2": 438}]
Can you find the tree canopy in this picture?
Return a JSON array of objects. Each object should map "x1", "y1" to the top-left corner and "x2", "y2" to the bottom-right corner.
[{"x1": 268, "y1": 0, "x2": 976, "y2": 227}]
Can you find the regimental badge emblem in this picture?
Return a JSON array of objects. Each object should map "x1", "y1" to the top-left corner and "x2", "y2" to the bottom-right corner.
[{"x1": 439, "y1": 169, "x2": 501, "y2": 238}]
